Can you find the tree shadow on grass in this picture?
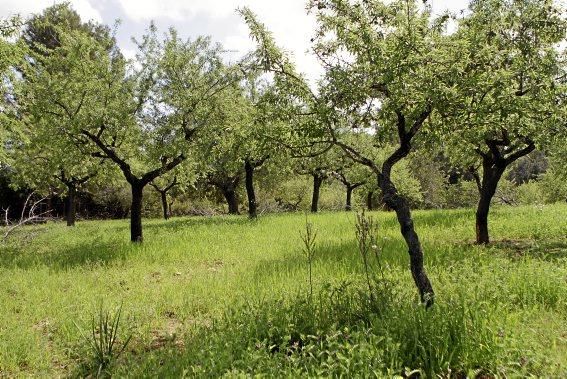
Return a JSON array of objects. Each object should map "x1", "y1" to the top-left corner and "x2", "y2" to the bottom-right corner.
[
  {"x1": 112, "y1": 215, "x2": 252, "y2": 234},
  {"x1": 411, "y1": 209, "x2": 474, "y2": 228},
  {"x1": 0, "y1": 239, "x2": 131, "y2": 271},
  {"x1": 489, "y1": 238, "x2": 567, "y2": 261},
  {"x1": 248, "y1": 237, "x2": 474, "y2": 285},
  {"x1": 364, "y1": 209, "x2": 474, "y2": 234}
]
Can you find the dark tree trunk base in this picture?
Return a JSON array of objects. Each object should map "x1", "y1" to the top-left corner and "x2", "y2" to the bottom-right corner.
[
  {"x1": 475, "y1": 162, "x2": 505, "y2": 245},
  {"x1": 245, "y1": 160, "x2": 257, "y2": 219},
  {"x1": 311, "y1": 174, "x2": 323, "y2": 213},
  {"x1": 223, "y1": 189, "x2": 240, "y2": 215},
  {"x1": 366, "y1": 191, "x2": 374, "y2": 211},
  {"x1": 65, "y1": 184, "x2": 76, "y2": 227},
  {"x1": 130, "y1": 184, "x2": 144, "y2": 243},
  {"x1": 160, "y1": 192, "x2": 169, "y2": 220},
  {"x1": 345, "y1": 187, "x2": 353, "y2": 211}
]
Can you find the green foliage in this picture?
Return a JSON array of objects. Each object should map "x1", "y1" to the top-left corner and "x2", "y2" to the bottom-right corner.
[
  {"x1": 444, "y1": 181, "x2": 479, "y2": 209},
  {"x1": 538, "y1": 170, "x2": 567, "y2": 203},
  {"x1": 170, "y1": 282, "x2": 501, "y2": 378},
  {"x1": 441, "y1": 0, "x2": 566, "y2": 168},
  {"x1": 515, "y1": 181, "x2": 544, "y2": 205},
  {"x1": 0, "y1": 16, "x2": 24, "y2": 166}
]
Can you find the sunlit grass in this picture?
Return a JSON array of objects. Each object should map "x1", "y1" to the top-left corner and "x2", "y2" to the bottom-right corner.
[{"x1": 0, "y1": 203, "x2": 565, "y2": 376}]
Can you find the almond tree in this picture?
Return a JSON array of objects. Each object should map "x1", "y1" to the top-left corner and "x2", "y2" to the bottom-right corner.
[
  {"x1": 18, "y1": 25, "x2": 242, "y2": 242},
  {"x1": 9, "y1": 124, "x2": 114, "y2": 226},
  {"x1": 241, "y1": 0, "x2": 465, "y2": 306},
  {"x1": 441, "y1": 0, "x2": 566, "y2": 244}
]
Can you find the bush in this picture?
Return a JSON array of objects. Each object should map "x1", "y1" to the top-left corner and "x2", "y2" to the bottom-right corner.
[
  {"x1": 539, "y1": 170, "x2": 567, "y2": 203},
  {"x1": 444, "y1": 180, "x2": 478, "y2": 208},
  {"x1": 516, "y1": 181, "x2": 544, "y2": 205}
]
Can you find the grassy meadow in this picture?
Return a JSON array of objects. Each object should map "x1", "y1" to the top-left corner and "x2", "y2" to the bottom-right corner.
[{"x1": 0, "y1": 204, "x2": 566, "y2": 377}]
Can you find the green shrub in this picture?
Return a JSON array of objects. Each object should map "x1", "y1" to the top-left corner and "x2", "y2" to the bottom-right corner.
[
  {"x1": 516, "y1": 181, "x2": 544, "y2": 205},
  {"x1": 539, "y1": 170, "x2": 567, "y2": 203},
  {"x1": 444, "y1": 180, "x2": 478, "y2": 208}
]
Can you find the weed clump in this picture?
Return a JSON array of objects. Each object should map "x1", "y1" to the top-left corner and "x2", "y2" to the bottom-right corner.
[{"x1": 74, "y1": 303, "x2": 132, "y2": 377}]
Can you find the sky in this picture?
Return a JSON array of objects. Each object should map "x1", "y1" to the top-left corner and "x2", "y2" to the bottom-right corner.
[{"x1": 0, "y1": 0, "x2": 471, "y2": 82}]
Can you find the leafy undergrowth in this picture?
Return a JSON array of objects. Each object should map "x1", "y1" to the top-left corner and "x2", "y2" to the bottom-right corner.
[
  {"x1": 0, "y1": 204, "x2": 566, "y2": 377},
  {"x1": 121, "y1": 280, "x2": 503, "y2": 378}
]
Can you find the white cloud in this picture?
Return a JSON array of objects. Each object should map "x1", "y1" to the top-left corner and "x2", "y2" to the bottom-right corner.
[
  {"x1": 115, "y1": 0, "x2": 321, "y2": 81},
  {"x1": 116, "y1": 0, "x2": 262, "y2": 21},
  {"x1": 2, "y1": 0, "x2": 473, "y2": 83},
  {"x1": 0, "y1": 0, "x2": 102, "y2": 23},
  {"x1": 115, "y1": 0, "x2": 472, "y2": 83}
]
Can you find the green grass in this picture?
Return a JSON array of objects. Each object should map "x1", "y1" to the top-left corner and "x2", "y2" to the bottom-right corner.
[{"x1": 0, "y1": 204, "x2": 566, "y2": 377}]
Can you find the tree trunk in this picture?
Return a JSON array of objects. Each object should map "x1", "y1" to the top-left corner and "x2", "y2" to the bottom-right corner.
[
  {"x1": 345, "y1": 186, "x2": 353, "y2": 211},
  {"x1": 130, "y1": 184, "x2": 144, "y2": 243},
  {"x1": 366, "y1": 191, "x2": 374, "y2": 211},
  {"x1": 65, "y1": 184, "x2": 77, "y2": 227},
  {"x1": 475, "y1": 164, "x2": 505, "y2": 245},
  {"x1": 380, "y1": 174, "x2": 434, "y2": 307},
  {"x1": 223, "y1": 188, "x2": 240, "y2": 215},
  {"x1": 245, "y1": 160, "x2": 257, "y2": 219},
  {"x1": 160, "y1": 191, "x2": 169, "y2": 220},
  {"x1": 311, "y1": 174, "x2": 323, "y2": 213}
]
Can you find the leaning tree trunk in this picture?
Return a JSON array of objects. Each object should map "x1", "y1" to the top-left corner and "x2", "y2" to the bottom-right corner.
[
  {"x1": 130, "y1": 183, "x2": 144, "y2": 243},
  {"x1": 223, "y1": 188, "x2": 240, "y2": 215},
  {"x1": 380, "y1": 174, "x2": 434, "y2": 307},
  {"x1": 366, "y1": 191, "x2": 374, "y2": 211},
  {"x1": 160, "y1": 191, "x2": 169, "y2": 220},
  {"x1": 475, "y1": 164, "x2": 505, "y2": 245},
  {"x1": 245, "y1": 160, "x2": 257, "y2": 219},
  {"x1": 65, "y1": 183, "x2": 77, "y2": 227}
]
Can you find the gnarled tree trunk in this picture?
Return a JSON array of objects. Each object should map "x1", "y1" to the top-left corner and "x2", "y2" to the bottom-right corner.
[
  {"x1": 345, "y1": 186, "x2": 353, "y2": 211},
  {"x1": 475, "y1": 160, "x2": 506, "y2": 244},
  {"x1": 334, "y1": 102, "x2": 435, "y2": 306},
  {"x1": 473, "y1": 137, "x2": 535, "y2": 244},
  {"x1": 380, "y1": 173, "x2": 434, "y2": 307},
  {"x1": 150, "y1": 177, "x2": 179, "y2": 221},
  {"x1": 223, "y1": 187, "x2": 240, "y2": 215}
]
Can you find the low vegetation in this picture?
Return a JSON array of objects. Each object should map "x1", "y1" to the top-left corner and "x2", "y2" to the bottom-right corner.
[{"x1": 1, "y1": 204, "x2": 565, "y2": 377}]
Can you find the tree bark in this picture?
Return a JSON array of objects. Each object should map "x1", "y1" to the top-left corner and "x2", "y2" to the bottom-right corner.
[
  {"x1": 379, "y1": 174, "x2": 434, "y2": 307},
  {"x1": 65, "y1": 184, "x2": 77, "y2": 227},
  {"x1": 150, "y1": 177, "x2": 178, "y2": 221},
  {"x1": 311, "y1": 173, "x2": 323, "y2": 213},
  {"x1": 245, "y1": 160, "x2": 257, "y2": 219},
  {"x1": 130, "y1": 184, "x2": 144, "y2": 243},
  {"x1": 223, "y1": 188, "x2": 240, "y2": 215},
  {"x1": 333, "y1": 105, "x2": 435, "y2": 306},
  {"x1": 160, "y1": 191, "x2": 169, "y2": 220},
  {"x1": 475, "y1": 161, "x2": 505, "y2": 244},
  {"x1": 345, "y1": 186, "x2": 353, "y2": 211},
  {"x1": 366, "y1": 191, "x2": 374, "y2": 211}
]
